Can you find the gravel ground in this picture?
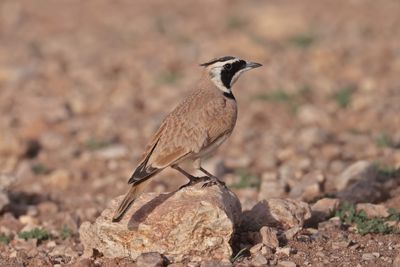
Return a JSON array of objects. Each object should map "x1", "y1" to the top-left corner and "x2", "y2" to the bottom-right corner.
[{"x1": 0, "y1": 0, "x2": 400, "y2": 266}]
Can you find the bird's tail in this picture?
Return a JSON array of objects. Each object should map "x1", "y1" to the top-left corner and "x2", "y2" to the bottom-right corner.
[{"x1": 112, "y1": 181, "x2": 148, "y2": 222}]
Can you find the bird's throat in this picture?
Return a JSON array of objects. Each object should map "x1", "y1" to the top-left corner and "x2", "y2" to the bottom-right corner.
[{"x1": 223, "y1": 90, "x2": 235, "y2": 100}]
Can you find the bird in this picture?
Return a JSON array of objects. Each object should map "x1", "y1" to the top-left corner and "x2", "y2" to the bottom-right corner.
[{"x1": 112, "y1": 56, "x2": 262, "y2": 222}]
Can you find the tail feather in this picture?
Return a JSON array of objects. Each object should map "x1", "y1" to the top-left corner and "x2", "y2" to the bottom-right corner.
[{"x1": 112, "y1": 181, "x2": 148, "y2": 222}]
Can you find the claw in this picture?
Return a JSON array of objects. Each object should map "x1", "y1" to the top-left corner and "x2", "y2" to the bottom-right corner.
[
  {"x1": 201, "y1": 177, "x2": 226, "y2": 188},
  {"x1": 179, "y1": 176, "x2": 210, "y2": 189},
  {"x1": 179, "y1": 180, "x2": 196, "y2": 190}
]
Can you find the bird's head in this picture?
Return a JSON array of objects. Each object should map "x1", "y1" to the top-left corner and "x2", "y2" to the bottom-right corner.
[{"x1": 200, "y1": 56, "x2": 262, "y2": 94}]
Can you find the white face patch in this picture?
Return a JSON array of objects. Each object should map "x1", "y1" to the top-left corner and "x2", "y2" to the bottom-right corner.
[
  {"x1": 207, "y1": 59, "x2": 240, "y2": 93},
  {"x1": 209, "y1": 67, "x2": 230, "y2": 93}
]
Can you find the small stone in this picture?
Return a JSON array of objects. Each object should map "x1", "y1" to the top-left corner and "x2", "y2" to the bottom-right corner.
[
  {"x1": 168, "y1": 264, "x2": 186, "y2": 267},
  {"x1": 200, "y1": 260, "x2": 232, "y2": 267},
  {"x1": 318, "y1": 217, "x2": 341, "y2": 231},
  {"x1": 362, "y1": 253, "x2": 376, "y2": 261},
  {"x1": 278, "y1": 261, "x2": 297, "y2": 267},
  {"x1": 261, "y1": 246, "x2": 274, "y2": 258},
  {"x1": 136, "y1": 252, "x2": 167, "y2": 267},
  {"x1": 331, "y1": 241, "x2": 350, "y2": 250},
  {"x1": 46, "y1": 241, "x2": 57, "y2": 248},
  {"x1": 251, "y1": 254, "x2": 268, "y2": 267},
  {"x1": 70, "y1": 258, "x2": 95, "y2": 267},
  {"x1": 95, "y1": 145, "x2": 127, "y2": 160},
  {"x1": 283, "y1": 226, "x2": 301, "y2": 241},
  {"x1": 259, "y1": 226, "x2": 279, "y2": 248},
  {"x1": 44, "y1": 169, "x2": 72, "y2": 190},
  {"x1": 356, "y1": 203, "x2": 389, "y2": 218},
  {"x1": 310, "y1": 198, "x2": 340, "y2": 224},
  {"x1": 249, "y1": 243, "x2": 263, "y2": 255},
  {"x1": 372, "y1": 252, "x2": 380, "y2": 258},
  {"x1": 276, "y1": 247, "x2": 292, "y2": 256},
  {"x1": 18, "y1": 215, "x2": 38, "y2": 225},
  {"x1": 298, "y1": 127, "x2": 328, "y2": 149}
]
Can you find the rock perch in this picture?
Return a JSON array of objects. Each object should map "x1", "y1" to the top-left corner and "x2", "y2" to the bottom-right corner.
[{"x1": 79, "y1": 182, "x2": 242, "y2": 262}]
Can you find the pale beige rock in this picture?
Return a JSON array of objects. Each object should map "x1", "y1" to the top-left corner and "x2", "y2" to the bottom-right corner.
[
  {"x1": 334, "y1": 161, "x2": 376, "y2": 191},
  {"x1": 310, "y1": 198, "x2": 340, "y2": 223},
  {"x1": 312, "y1": 198, "x2": 340, "y2": 215},
  {"x1": 276, "y1": 247, "x2": 292, "y2": 256},
  {"x1": 242, "y1": 198, "x2": 311, "y2": 231},
  {"x1": 259, "y1": 226, "x2": 279, "y2": 249},
  {"x1": 249, "y1": 243, "x2": 263, "y2": 255},
  {"x1": 278, "y1": 260, "x2": 297, "y2": 267},
  {"x1": 79, "y1": 182, "x2": 241, "y2": 262},
  {"x1": 356, "y1": 203, "x2": 389, "y2": 218},
  {"x1": 283, "y1": 226, "x2": 301, "y2": 241},
  {"x1": 251, "y1": 254, "x2": 268, "y2": 266}
]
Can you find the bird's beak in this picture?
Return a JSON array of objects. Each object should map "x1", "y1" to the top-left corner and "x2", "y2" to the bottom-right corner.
[{"x1": 245, "y1": 61, "x2": 262, "y2": 69}]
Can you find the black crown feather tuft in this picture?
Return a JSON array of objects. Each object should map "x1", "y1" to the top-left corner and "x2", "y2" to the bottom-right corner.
[{"x1": 200, "y1": 56, "x2": 237, "y2": 67}]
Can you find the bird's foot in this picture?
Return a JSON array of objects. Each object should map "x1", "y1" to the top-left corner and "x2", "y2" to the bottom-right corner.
[
  {"x1": 201, "y1": 176, "x2": 226, "y2": 188},
  {"x1": 179, "y1": 176, "x2": 209, "y2": 189}
]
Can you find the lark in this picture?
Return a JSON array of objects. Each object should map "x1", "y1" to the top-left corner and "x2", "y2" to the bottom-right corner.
[{"x1": 113, "y1": 56, "x2": 262, "y2": 221}]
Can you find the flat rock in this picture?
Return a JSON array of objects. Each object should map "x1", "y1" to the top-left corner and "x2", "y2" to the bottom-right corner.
[
  {"x1": 242, "y1": 198, "x2": 311, "y2": 231},
  {"x1": 79, "y1": 182, "x2": 241, "y2": 262}
]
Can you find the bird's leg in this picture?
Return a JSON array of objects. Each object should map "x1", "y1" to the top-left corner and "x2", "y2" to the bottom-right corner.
[
  {"x1": 199, "y1": 166, "x2": 226, "y2": 188},
  {"x1": 172, "y1": 165, "x2": 207, "y2": 189}
]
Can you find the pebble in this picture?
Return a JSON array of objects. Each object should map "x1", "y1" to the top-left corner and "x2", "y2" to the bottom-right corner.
[
  {"x1": 70, "y1": 258, "x2": 95, "y2": 267},
  {"x1": 260, "y1": 226, "x2": 279, "y2": 248},
  {"x1": 19, "y1": 215, "x2": 38, "y2": 225},
  {"x1": 276, "y1": 247, "x2": 292, "y2": 256},
  {"x1": 278, "y1": 260, "x2": 297, "y2": 267},
  {"x1": 251, "y1": 254, "x2": 269, "y2": 267},
  {"x1": 362, "y1": 253, "x2": 377, "y2": 261},
  {"x1": 136, "y1": 252, "x2": 167, "y2": 267},
  {"x1": 249, "y1": 243, "x2": 263, "y2": 255}
]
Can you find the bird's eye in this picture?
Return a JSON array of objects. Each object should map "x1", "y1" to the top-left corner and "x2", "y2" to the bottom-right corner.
[{"x1": 224, "y1": 63, "x2": 232, "y2": 70}]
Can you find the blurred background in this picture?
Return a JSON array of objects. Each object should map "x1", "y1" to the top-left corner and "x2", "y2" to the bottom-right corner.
[{"x1": 0, "y1": 0, "x2": 400, "y2": 264}]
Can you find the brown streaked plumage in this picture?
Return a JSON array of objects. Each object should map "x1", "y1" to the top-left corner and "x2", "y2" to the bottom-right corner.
[{"x1": 113, "y1": 56, "x2": 262, "y2": 222}]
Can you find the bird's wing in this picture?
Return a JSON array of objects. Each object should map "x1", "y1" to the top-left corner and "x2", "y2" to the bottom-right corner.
[{"x1": 128, "y1": 113, "x2": 205, "y2": 185}]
